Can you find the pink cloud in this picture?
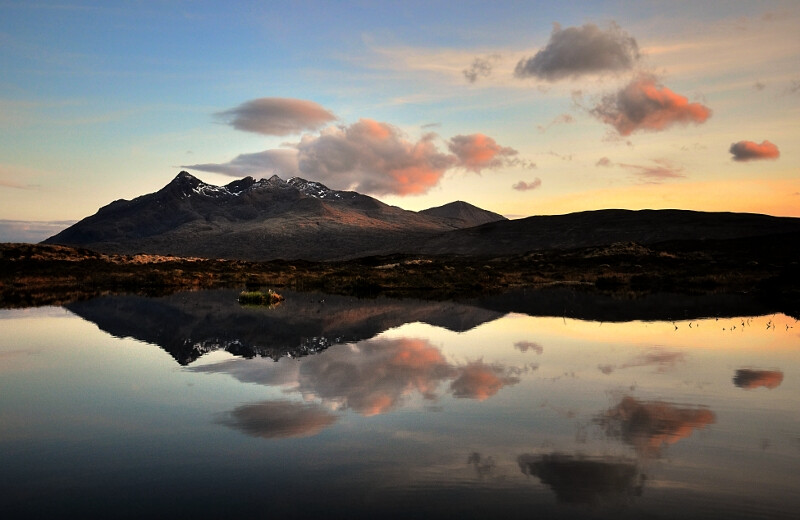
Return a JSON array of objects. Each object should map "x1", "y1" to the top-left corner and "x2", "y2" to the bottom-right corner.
[
  {"x1": 729, "y1": 140, "x2": 780, "y2": 162},
  {"x1": 448, "y1": 133, "x2": 519, "y2": 172},
  {"x1": 592, "y1": 76, "x2": 712, "y2": 135},
  {"x1": 296, "y1": 119, "x2": 456, "y2": 196}
]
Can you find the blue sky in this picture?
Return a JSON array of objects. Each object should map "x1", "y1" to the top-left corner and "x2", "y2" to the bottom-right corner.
[{"x1": 1, "y1": 0, "x2": 799, "y2": 241}]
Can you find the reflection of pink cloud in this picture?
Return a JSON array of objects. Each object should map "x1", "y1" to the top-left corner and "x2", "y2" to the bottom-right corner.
[
  {"x1": 599, "y1": 348, "x2": 685, "y2": 374},
  {"x1": 729, "y1": 140, "x2": 780, "y2": 162},
  {"x1": 199, "y1": 338, "x2": 523, "y2": 417},
  {"x1": 218, "y1": 400, "x2": 337, "y2": 439},
  {"x1": 296, "y1": 337, "x2": 453, "y2": 416},
  {"x1": 592, "y1": 76, "x2": 711, "y2": 135},
  {"x1": 733, "y1": 369, "x2": 783, "y2": 389},
  {"x1": 598, "y1": 396, "x2": 715, "y2": 457},
  {"x1": 514, "y1": 341, "x2": 543, "y2": 354},
  {"x1": 450, "y1": 360, "x2": 520, "y2": 401},
  {"x1": 448, "y1": 133, "x2": 518, "y2": 172}
]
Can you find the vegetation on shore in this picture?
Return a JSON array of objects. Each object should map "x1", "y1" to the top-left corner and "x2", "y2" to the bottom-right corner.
[
  {"x1": 1, "y1": 233, "x2": 798, "y2": 313},
  {"x1": 238, "y1": 289, "x2": 284, "y2": 306}
]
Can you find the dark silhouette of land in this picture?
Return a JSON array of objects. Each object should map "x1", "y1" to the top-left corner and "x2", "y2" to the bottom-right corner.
[{"x1": 1, "y1": 172, "x2": 796, "y2": 316}]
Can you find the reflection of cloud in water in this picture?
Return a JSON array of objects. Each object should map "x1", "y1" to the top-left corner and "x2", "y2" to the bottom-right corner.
[
  {"x1": 195, "y1": 337, "x2": 521, "y2": 417},
  {"x1": 518, "y1": 453, "x2": 644, "y2": 505},
  {"x1": 467, "y1": 452, "x2": 496, "y2": 478},
  {"x1": 217, "y1": 400, "x2": 337, "y2": 439},
  {"x1": 450, "y1": 360, "x2": 520, "y2": 401},
  {"x1": 298, "y1": 338, "x2": 455, "y2": 415},
  {"x1": 598, "y1": 348, "x2": 685, "y2": 374},
  {"x1": 733, "y1": 369, "x2": 783, "y2": 390},
  {"x1": 597, "y1": 396, "x2": 715, "y2": 457},
  {"x1": 514, "y1": 341, "x2": 543, "y2": 354}
]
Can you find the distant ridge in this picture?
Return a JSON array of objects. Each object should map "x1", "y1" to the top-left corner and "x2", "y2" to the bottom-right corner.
[
  {"x1": 420, "y1": 201, "x2": 507, "y2": 228},
  {"x1": 44, "y1": 172, "x2": 800, "y2": 261},
  {"x1": 416, "y1": 208, "x2": 800, "y2": 256}
]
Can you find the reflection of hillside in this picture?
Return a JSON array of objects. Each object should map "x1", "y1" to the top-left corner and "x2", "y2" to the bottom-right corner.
[
  {"x1": 195, "y1": 337, "x2": 523, "y2": 418},
  {"x1": 518, "y1": 453, "x2": 644, "y2": 505},
  {"x1": 65, "y1": 290, "x2": 504, "y2": 365},
  {"x1": 472, "y1": 287, "x2": 789, "y2": 322}
]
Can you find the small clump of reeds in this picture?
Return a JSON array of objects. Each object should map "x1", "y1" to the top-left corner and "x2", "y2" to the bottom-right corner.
[{"x1": 238, "y1": 289, "x2": 285, "y2": 306}]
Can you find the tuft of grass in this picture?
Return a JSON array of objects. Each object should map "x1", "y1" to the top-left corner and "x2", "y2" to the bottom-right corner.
[{"x1": 238, "y1": 289, "x2": 285, "y2": 306}]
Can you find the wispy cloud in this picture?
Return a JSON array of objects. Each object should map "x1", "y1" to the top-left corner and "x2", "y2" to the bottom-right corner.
[
  {"x1": 183, "y1": 149, "x2": 300, "y2": 178},
  {"x1": 512, "y1": 178, "x2": 542, "y2": 191},
  {"x1": 463, "y1": 55, "x2": 500, "y2": 83},
  {"x1": 598, "y1": 348, "x2": 685, "y2": 375},
  {"x1": 595, "y1": 157, "x2": 613, "y2": 167},
  {"x1": 515, "y1": 22, "x2": 639, "y2": 81},
  {"x1": 537, "y1": 113, "x2": 575, "y2": 133},
  {"x1": 617, "y1": 159, "x2": 685, "y2": 183},
  {"x1": 0, "y1": 219, "x2": 76, "y2": 243}
]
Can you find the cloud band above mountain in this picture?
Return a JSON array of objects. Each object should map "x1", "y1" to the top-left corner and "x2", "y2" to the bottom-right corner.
[{"x1": 184, "y1": 120, "x2": 527, "y2": 196}]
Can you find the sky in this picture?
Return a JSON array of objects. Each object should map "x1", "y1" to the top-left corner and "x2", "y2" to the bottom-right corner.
[{"x1": 1, "y1": 0, "x2": 799, "y2": 241}]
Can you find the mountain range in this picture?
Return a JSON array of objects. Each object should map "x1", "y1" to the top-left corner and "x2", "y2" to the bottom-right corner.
[
  {"x1": 45, "y1": 171, "x2": 800, "y2": 260},
  {"x1": 45, "y1": 171, "x2": 505, "y2": 260}
]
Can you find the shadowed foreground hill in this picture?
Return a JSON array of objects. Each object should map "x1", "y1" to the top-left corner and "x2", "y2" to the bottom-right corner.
[{"x1": 416, "y1": 209, "x2": 800, "y2": 256}]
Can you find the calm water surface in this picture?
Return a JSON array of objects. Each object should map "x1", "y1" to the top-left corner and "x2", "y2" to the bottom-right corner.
[{"x1": 1, "y1": 289, "x2": 798, "y2": 519}]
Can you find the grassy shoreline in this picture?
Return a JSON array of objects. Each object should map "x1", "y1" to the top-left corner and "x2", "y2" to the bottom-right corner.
[{"x1": 1, "y1": 237, "x2": 798, "y2": 311}]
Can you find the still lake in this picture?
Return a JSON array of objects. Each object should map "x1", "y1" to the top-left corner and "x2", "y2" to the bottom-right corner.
[{"x1": 1, "y1": 289, "x2": 798, "y2": 519}]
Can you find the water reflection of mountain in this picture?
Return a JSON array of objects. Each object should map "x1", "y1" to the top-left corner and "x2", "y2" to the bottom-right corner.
[
  {"x1": 66, "y1": 287, "x2": 792, "y2": 365},
  {"x1": 65, "y1": 290, "x2": 504, "y2": 365}
]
